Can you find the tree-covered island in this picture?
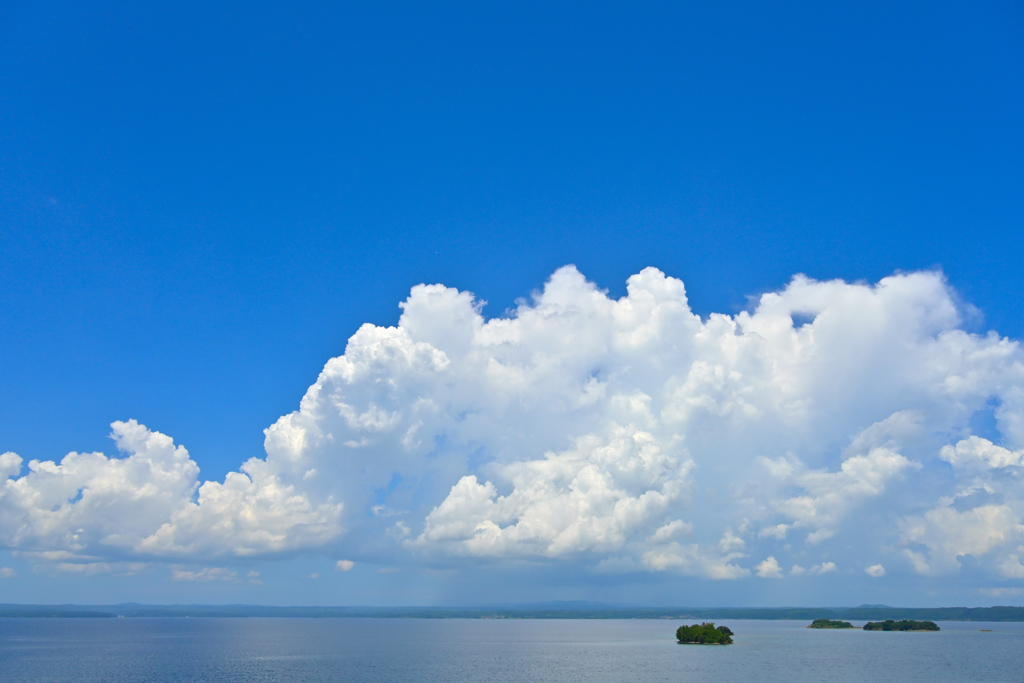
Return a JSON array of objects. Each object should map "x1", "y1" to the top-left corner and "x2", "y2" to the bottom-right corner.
[
  {"x1": 808, "y1": 619, "x2": 854, "y2": 629},
  {"x1": 863, "y1": 619, "x2": 940, "y2": 631},
  {"x1": 676, "y1": 623, "x2": 734, "y2": 644}
]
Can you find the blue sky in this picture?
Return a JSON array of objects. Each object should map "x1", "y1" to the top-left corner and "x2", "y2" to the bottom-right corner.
[{"x1": 1, "y1": 1, "x2": 1023, "y2": 606}]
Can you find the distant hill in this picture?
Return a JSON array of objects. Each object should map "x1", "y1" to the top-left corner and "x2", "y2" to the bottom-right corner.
[{"x1": 0, "y1": 605, "x2": 115, "y2": 618}]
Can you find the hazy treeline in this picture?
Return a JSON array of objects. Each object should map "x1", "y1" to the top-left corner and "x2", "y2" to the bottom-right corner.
[{"x1": 2, "y1": 604, "x2": 1023, "y2": 621}]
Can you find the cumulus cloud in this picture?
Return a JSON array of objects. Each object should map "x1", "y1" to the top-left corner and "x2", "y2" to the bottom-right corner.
[
  {"x1": 792, "y1": 561, "x2": 838, "y2": 576},
  {"x1": 335, "y1": 559, "x2": 355, "y2": 572},
  {"x1": 865, "y1": 564, "x2": 886, "y2": 577},
  {"x1": 940, "y1": 437, "x2": 1024, "y2": 470},
  {"x1": 900, "y1": 505, "x2": 1024, "y2": 576},
  {"x1": 640, "y1": 541, "x2": 750, "y2": 579},
  {"x1": 756, "y1": 556, "x2": 783, "y2": 578},
  {"x1": 0, "y1": 420, "x2": 343, "y2": 562},
  {"x1": 759, "y1": 435, "x2": 920, "y2": 545},
  {"x1": 896, "y1": 433, "x2": 1024, "y2": 578},
  {"x1": 0, "y1": 567, "x2": 14, "y2": 578},
  {"x1": 3, "y1": 266, "x2": 1024, "y2": 585},
  {"x1": 410, "y1": 426, "x2": 691, "y2": 558}
]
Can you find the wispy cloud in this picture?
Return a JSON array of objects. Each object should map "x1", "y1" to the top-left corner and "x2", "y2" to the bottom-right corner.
[{"x1": 172, "y1": 567, "x2": 238, "y2": 582}]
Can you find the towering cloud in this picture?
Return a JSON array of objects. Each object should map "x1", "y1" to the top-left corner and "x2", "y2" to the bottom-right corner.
[{"x1": 2, "y1": 266, "x2": 1023, "y2": 583}]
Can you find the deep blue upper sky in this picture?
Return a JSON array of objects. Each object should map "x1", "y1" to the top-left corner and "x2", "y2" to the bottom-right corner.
[{"x1": 2, "y1": 0, "x2": 1022, "y2": 480}]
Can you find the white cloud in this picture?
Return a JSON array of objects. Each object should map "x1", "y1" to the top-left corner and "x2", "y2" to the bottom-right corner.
[
  {"x1": 0, "y1": 453, "x2": 22, "y2": 479},
  {"x1": 0, "y1": 567, "x2": 14, "y2": 578},
  {"x1": 759, "y1": 524, "x2": 790, "y2": 539},
  {"x1": 649, "y1": 520, "x2": 693, "y2": 544},
  {"x1": 979, "y1": 587, "x2": 1024, "y2": 597},
  {"x1": 756, "y1": 556, "x2": 783, "y2": 578},
  {"x1": 758, "y1": 414, "x2": 923, "y2": 544},
  {"x1": 998, "y1": 552, "x2": 1024, "y2": 579},
  {"x1": 410, "y1": 426, "x2": 691, "y2": 558},
  {"x1": 940, "y1": 437, "x2": 1024, "y2": 470},
  {"x1": 810, "y1": 561, "x2": 837, "y2": 575},
  {"x1": 640, "y1": 541, "x2": 750, "y2": 579},
  {"x1": 0, "y1": 420, "x2": 343, "y2": 561},
  {"x1": 335, "y1": 559, "x2": 354, "y2": 572},
  {"x1": 899, "y1": 505, "x2": 1024, "y2": 576},
  {"x1": 51, "y1": 562, "x2": 145, "y2": 576},
  {"x1": 865, "y1": 564, "x2": 886, "y2": 577},
  {"x1": 791, "y1": 561, "x2": 836, "y2": 577},
  {"x1": 2, "y1": 266, "x2": 1024, "y2": 586},
  {"x1": 172, "y1": 567, "x2": 237, "y2": 582},
  {"x1": 0, "y1": 421, "x2": 199, "y2": 555}
]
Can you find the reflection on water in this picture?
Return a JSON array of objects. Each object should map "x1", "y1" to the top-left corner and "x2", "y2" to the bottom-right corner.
[{"x1": 1, "y1": 618, "x2": 1022, "y2": 682}]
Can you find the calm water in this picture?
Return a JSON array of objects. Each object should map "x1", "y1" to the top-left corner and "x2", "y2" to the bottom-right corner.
[{"x1": 1, "y1": 618, "x2": 1022, "y2": 682}]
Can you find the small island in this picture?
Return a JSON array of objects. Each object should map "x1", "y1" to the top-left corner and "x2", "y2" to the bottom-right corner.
[
  {"x1": 808, "y1": 619, "x2": 854, "y2": 629},
  {"x1": 863, "y1": 619, "x2": 940, "y2": 631},
  {"x1": 676, "y1": 622, "x2": 734, "y2": 644}
]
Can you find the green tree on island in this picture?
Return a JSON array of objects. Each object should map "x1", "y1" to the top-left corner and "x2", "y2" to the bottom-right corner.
[
  {"x1": 676, "y1": 623, "x2": 734, "y2": 644},
  {"x1": 808, "y1": 619, "x2": 854, "y2": 629},
  {"x1": 863, "y1": 620, "x2": 939, "y2": 631}
]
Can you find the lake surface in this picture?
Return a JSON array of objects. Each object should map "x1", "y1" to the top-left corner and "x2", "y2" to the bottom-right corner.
[{"x1": 1, "y1": 618, "x2": 1022, "y2": 682}]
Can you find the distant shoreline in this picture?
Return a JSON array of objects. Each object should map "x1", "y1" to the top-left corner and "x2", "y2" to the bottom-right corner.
[{"x1": 2, "y1": 604, "x2": 1024, "y2": 620}]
